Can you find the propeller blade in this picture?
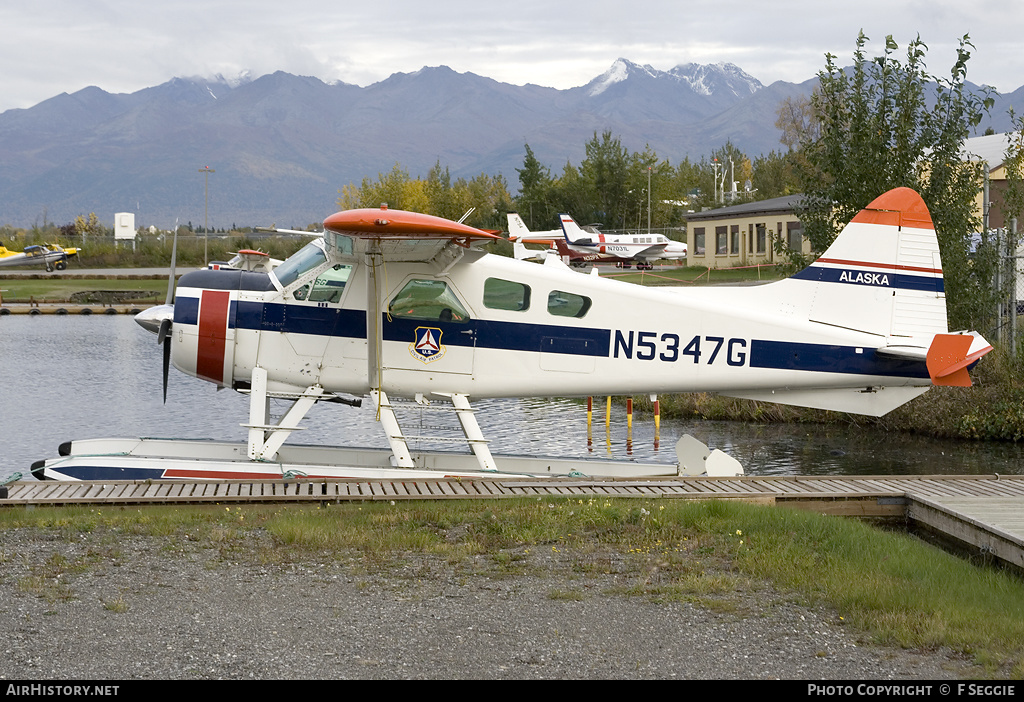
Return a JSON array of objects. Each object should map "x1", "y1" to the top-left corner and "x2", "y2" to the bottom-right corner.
[
  {"x1": 157, "y1": 317, "x2": 171, "y2": 346},
  {"x1": 166, "y1": 220, "x2": 178, "y2": 305},
  {"x1": 158, "y1": 318, "x2": 172, "y2": 403},
  {"x1": 162, "y1": 335, "x2": 170, "y2": 404}
]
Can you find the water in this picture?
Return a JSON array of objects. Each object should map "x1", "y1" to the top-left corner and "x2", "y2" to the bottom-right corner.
[{"x1": 2, "y1": 315, "x2": 1023, "y2": 482}]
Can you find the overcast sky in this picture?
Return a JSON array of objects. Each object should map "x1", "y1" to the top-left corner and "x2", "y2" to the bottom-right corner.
[{"x1": 2, "y1": 0, "x2": 1021, "y2": 113}]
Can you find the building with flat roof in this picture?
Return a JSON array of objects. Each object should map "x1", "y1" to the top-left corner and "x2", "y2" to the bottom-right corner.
[{"x1": 683, "y1": 193, "x2": 807, "y2": 270}]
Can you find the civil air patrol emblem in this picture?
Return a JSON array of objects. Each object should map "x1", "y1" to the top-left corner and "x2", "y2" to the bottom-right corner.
[{"x1": 410, "y1": 326, "x2": 445, "y2": 363}]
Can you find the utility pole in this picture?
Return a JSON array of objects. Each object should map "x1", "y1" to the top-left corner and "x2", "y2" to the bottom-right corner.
[
  {"x1": 199, "y1": 166, "x2": 215, "y2": 266},
  {"x1": 647, "y1": 166, "x2": 651, "y2": 234}
]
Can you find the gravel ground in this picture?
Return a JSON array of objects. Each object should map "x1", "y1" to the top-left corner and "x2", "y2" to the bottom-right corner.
[{"x1": 0, "y1": 528, "x2": 972, "y2": 680}]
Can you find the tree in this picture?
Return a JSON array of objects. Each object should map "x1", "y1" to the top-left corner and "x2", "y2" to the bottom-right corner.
[
  {"x1": 514, "y1": 144, "x2": 554, "y2": 229},
  {"x1": 775, "y1": 95, "x2": 819, "y2": 151},
  {"x1": 580, "y1": 130, "x2": 629, "y2": 226},
  {"x1": 337, "y1": 162, "x2": 512, "y2": 231},
  {"x1": 795, "y1": 32, "x2": 996, "y2": 330}
]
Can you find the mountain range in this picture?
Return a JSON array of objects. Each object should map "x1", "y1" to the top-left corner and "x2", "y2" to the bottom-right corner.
[{"x1": 1, "y1": 58, "x2": 1021, "y2": 229}]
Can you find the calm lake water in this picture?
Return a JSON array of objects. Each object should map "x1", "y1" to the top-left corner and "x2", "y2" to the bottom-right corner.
[{"x1": 2, "y1": 315, "x2": 1022, "y2": 482}]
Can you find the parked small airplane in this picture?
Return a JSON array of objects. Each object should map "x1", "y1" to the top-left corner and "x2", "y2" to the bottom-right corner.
[
  {"x1": 508, "y1": 212, "x2": 686, "y2": 269},
  {"x1": 208, "y1": 249, "x2": 282, "y2": 273},
  {"x1": 518, "y1": 238, "x2": 633, "y2": 270},
  {"x1": 33, "y1": 187, "x2": 991, "y2": 482},
  {"x1": 0, "y1": 242, "x2": 80, "y2": 272},
  {"x1": 506, "y1": 213, "x2": 565, "y2": 246}
]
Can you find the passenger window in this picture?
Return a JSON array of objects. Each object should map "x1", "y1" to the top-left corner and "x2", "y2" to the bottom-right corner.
[
  {"x1": 547, "y1": 290, "x2": 591, "y2": 318},
  {"x1": 389, "y1": 279, "x2": 471, "y2": 322},
  {"x1": 483, "y1": 278, "x2": 530, "y2": 311}
]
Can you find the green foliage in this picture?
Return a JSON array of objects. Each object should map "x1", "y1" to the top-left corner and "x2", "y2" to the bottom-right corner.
[
  {"x1": 338, "y1": 161, "x2": 513, "y2": 231},
  {"x1": 795, "y1": 32, "x2": 997, "y2": 331},
  {"x1": 512, "y1": 134, "x2": 798, "y2": 235}
]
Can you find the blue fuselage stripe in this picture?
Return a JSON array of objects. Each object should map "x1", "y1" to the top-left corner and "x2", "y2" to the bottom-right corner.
[
  {"x1": 173, "y1": 296, "x2": 928, "y2": 376},
  {"x1": 792, "y1": 265, "x2": 944, "y2": 293},
  {"x1": 749, "y1": 340, "x2": 929, "y2": 378}
]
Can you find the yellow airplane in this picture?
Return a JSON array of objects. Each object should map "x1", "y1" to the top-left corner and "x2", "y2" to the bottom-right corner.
[{"x1": 0, "y1": 242, "x2": 80, "y2": 272}]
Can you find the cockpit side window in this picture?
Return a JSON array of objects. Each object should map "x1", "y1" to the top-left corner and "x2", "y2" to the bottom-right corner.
[
  {"x1": 389, "y1": 279, "x2": 470, "y2": 323},
  {"x1": 272, "y1": 241, "x2": 327, "y2": 289},
  {"x1": 294, "y1": 264, "x2": 352, "y2": 303}
]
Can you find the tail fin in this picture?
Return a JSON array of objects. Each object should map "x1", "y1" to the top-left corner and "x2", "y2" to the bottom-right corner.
[
  {"x1": 558, "y1": 214, "x2": 588, "y2": 244},
  {"x1": 513, "y1": 241, "x2": 539, "y2": 261},
  {"x1": 722, "y1": 187, "x2": 992, "y2": 414},
  {"x1": 792, "y1": 187, "x2": 946, "y2": 338},
  {"x1": 506, "y1": 213, "x2": 531, "y2": 241}
]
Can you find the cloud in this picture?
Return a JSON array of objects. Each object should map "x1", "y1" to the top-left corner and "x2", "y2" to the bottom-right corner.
[{"x1": 1, "y1": 0, "x2": 1020, "y2": 112}]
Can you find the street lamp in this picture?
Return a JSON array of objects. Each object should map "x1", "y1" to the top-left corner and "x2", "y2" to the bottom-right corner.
[{"x1": 199, "y1": 166, "x2": 215, "y2": 266}]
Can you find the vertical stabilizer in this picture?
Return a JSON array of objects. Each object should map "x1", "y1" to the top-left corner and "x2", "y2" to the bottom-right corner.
[
  {"x1": 558, "y1": 214, "x2": 589, "y2": 244},
  {"x1": 794, "y1": 188, "x2": 946, "y2": 338},
  {"x1": 506, "y1": 213, "x2": 531, "y2": 241}
]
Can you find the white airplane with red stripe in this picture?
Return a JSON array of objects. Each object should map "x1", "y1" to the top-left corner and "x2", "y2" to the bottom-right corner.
[
  {"x1": 508, "y1": 212, "x2": 686, "y2": 269},
  {"x1": 33, "y1": 187, "x2": 991, "y2": 482}
]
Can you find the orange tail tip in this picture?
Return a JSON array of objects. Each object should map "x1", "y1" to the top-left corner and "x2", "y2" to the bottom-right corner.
[{"x1": 926, "y1": 333, "x2": 993, "y2": 387}]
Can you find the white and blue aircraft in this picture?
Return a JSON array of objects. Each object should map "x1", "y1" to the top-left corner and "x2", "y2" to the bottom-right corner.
[
  {"x1": 33, "y1": 187, "x2": 991, "y2": 481},
  {"x1": 508, "y1": 212, "x2": 686, "y2": 269}
]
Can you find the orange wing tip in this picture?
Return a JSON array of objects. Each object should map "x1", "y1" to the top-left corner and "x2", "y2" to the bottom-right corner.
[
  {"x1": 926, "y1": 333, "x2": 993, "y2": 387},
  {"x1": 323, "y1": 208, "x2": 502, "y2": 240}
]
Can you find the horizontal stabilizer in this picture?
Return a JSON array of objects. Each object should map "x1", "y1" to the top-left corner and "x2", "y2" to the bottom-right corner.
[{"x1": 926, "y1": 332, "x2": 993, "y2": 387}]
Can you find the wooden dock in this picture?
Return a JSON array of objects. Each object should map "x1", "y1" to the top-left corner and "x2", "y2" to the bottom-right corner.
[{"x1": 4, "y1": 473, "x2": 1024, "y2": 570}]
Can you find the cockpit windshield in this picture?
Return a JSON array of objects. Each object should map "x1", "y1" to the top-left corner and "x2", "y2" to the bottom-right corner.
[{"x1": 272, "y1": 241, "x2": 327, "y2": 289}]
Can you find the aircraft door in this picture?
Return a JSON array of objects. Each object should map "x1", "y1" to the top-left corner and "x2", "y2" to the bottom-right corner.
[
  {"x1": 380, "y1": 278, "x2": 476, "y2": 385},
  {"x1": 283, "y1": 264, "x2": 353, "y2": 358}
]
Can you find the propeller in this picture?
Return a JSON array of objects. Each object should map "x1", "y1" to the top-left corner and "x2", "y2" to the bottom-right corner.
[{"x1": 135, "y1": 221, "x2": 178, "y2": 403}]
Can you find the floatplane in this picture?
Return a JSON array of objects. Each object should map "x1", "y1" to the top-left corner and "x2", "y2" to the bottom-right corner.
[{"x1": 32, "y1": 187, "x2": 991, "y2": 482}]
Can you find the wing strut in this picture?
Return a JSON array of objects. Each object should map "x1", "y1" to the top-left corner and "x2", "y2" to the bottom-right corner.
[
  {"x1": 371, "y1": 391, "x2": 498, "y2": 472},
  {"x1": 243, "y1": 366, "x2": 324, "y2": 462}
]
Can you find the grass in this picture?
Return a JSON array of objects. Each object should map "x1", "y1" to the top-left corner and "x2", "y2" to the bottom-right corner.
[
  {"x1": 3, "y1": 498, "x2": 1024, "y2": 677},
  {"x1": 600, "y1": 263, "x2": 783, "y2": 286},
  {"x1": 0, "y1": 276, "x2": 167, "y2": 302}
]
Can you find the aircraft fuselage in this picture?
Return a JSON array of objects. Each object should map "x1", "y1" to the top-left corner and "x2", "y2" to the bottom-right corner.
[{"x1": 170, "y1": 245, "x2": 929, "y2": 404}]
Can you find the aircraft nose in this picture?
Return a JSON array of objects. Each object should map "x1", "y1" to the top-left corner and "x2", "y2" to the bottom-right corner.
[{"x1": 135, "y1": 304, "x2": 174, "y2": 335}]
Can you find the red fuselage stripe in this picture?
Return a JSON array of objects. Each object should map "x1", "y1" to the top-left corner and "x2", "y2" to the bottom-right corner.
[
  {"x1": 196, "y1": 290, "x2": 230, "y2": 384},
  {"x1": 815, "y1": 258, "x2": 942, "y2": 275}
]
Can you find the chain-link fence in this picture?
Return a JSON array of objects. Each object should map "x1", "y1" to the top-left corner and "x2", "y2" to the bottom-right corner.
[{"x1": 996, "y1": 220, "x2": 1021, "y2": 350}]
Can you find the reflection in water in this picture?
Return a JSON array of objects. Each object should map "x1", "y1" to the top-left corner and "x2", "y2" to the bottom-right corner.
[{"x1": 2, "y1": 315, "x2": 1022, "y2": 481}]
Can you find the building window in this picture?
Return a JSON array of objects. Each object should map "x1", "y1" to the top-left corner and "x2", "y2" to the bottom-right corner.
[
  {"x1": 730, "y1": 225, "x2": 739, "y2": 255},
  {"x1": 693, "y1": 227, "x2": 705, "y2": 256},
  {"x1": 756, "y1": 224, "x2": 767, "y2": 254},
  {"x1": 716, "y1": 226, "x2": 727, "y2": 255},
  {"x1": 787, "y1": 221, "x2": 804, "y2": 252}
]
